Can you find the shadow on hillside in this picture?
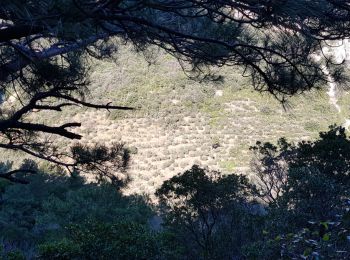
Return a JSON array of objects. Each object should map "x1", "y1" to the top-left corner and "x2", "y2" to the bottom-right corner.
[{"x1": 0, "y1": 160, "x2": 152, "y2": 258}]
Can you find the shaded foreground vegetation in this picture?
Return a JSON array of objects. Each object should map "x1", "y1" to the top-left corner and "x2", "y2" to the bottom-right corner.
[{"x1": 1, "y1": 126, "x2": 349, "y2": 259}]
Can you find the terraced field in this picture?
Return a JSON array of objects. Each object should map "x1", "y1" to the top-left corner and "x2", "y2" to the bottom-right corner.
[{"x1": 5, "y1": 45, "x2": 350, "y2": 196}]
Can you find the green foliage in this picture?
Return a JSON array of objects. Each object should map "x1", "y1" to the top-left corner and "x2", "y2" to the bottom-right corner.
[
  {"x1": 281, "y1": 127, "x2": 350, "y2": 227},
  {"x1": 0, "y1": 179, "x2": 10, "y2": 194},
  {"x1": 247, "y1": 125, "x2": 350, "y2": 258},
  {"x1": 0, "y1": 167, "x2": 152, "y2": 257},
  {"x1": 156, "y1": 165, "x2": 253, "y2": 222},
  {"x1": 0, "y1": 246, "x2": 25, "y2": 260},
  {"x1": 39, "y1": 221, "x2": 159, "y2": 260},
  {"x1": 2, "y1": 126, "x2": 350, "y2": 259},
  {"x1": 156, "y1": 165, "x2": 261, "y2": 259},
  {"x1": 71, "y1": 142, "x2": 130, "y2": 187},
  {"x1": 251, "y1": 125, "x2": 350, "y2": 228},
  {"x1": 38, "y1": 239, "x2": 80, "y2": 260},
  {"x1": 247, "y1": 209, "x2": 350, "y2": 259},
  {"x1": 292, "y1": 125, "x2": 350, "y2": 183},
  {"x1": 0, "y1": 162, "x2": 12, "y2": 192},
  {"x1": 5, "y1": 250, "x2": 25, "y2": 260}
]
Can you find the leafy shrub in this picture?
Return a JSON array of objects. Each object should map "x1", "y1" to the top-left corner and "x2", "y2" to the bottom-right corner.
[
  {"x1": 303, "y1": 120, "x2": 321, "y2": 132},
  {"x1": 38, "y1": 239, "x2": 80, "y2": 260},
  {"x1": 0, "y1": 168, "x2": 152, "y2": 256},
  {"x1": 38, "y1": 221, "x2": 160, "y2": 260},
  {"x1": 156, "y1": 165, "x2": 261, "y2": 259}
]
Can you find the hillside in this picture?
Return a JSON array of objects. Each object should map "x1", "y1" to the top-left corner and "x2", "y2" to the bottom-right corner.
[{"x1": 3, "y1": 45, "x2": 349, "y2": 196}]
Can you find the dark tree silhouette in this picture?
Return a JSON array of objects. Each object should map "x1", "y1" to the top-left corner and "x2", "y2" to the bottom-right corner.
[
  {"x1": 250, "y1": 125, "x2": 350, "y2": 225},
  {"x1": 1, "y1": 0, "x2": 350, "y2": 181},
  {"x1": 156, "y1": 165, "x2": 256, "y2": 259}
]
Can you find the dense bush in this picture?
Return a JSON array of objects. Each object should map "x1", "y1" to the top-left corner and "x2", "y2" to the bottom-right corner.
[
  {"x1": 246, "y1": 126, "x2": 350, "y2": 258},
  {"x1": 156, "y1": 165, "x2": 263, "y2": 259},
  {"x1": 38, "y1": 221, "x2": 159, "y2": 260},
  {"x1": 251, "y1": 126, "x2": 350, "y2": 231},
  {"x1": 0, "y1": 166, "x2": 152, "y2": 258}
]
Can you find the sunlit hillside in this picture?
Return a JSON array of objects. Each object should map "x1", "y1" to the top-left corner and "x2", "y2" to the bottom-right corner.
[{"x1": 19, "y1": 45, "x2": 349, "y2": 196}]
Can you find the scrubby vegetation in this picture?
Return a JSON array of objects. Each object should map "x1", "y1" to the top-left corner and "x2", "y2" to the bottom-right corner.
[
  {"x1": 27, "y1": 49, "x2": 347, "y2": 196},
  {"x1": 1, "y1": 126, "x2": 349, "y2": 259}
]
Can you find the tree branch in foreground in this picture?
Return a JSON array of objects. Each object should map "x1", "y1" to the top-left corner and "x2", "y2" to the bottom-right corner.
[{"x1": 0, "y1": 169, "x2": 37, "y2": 184}]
